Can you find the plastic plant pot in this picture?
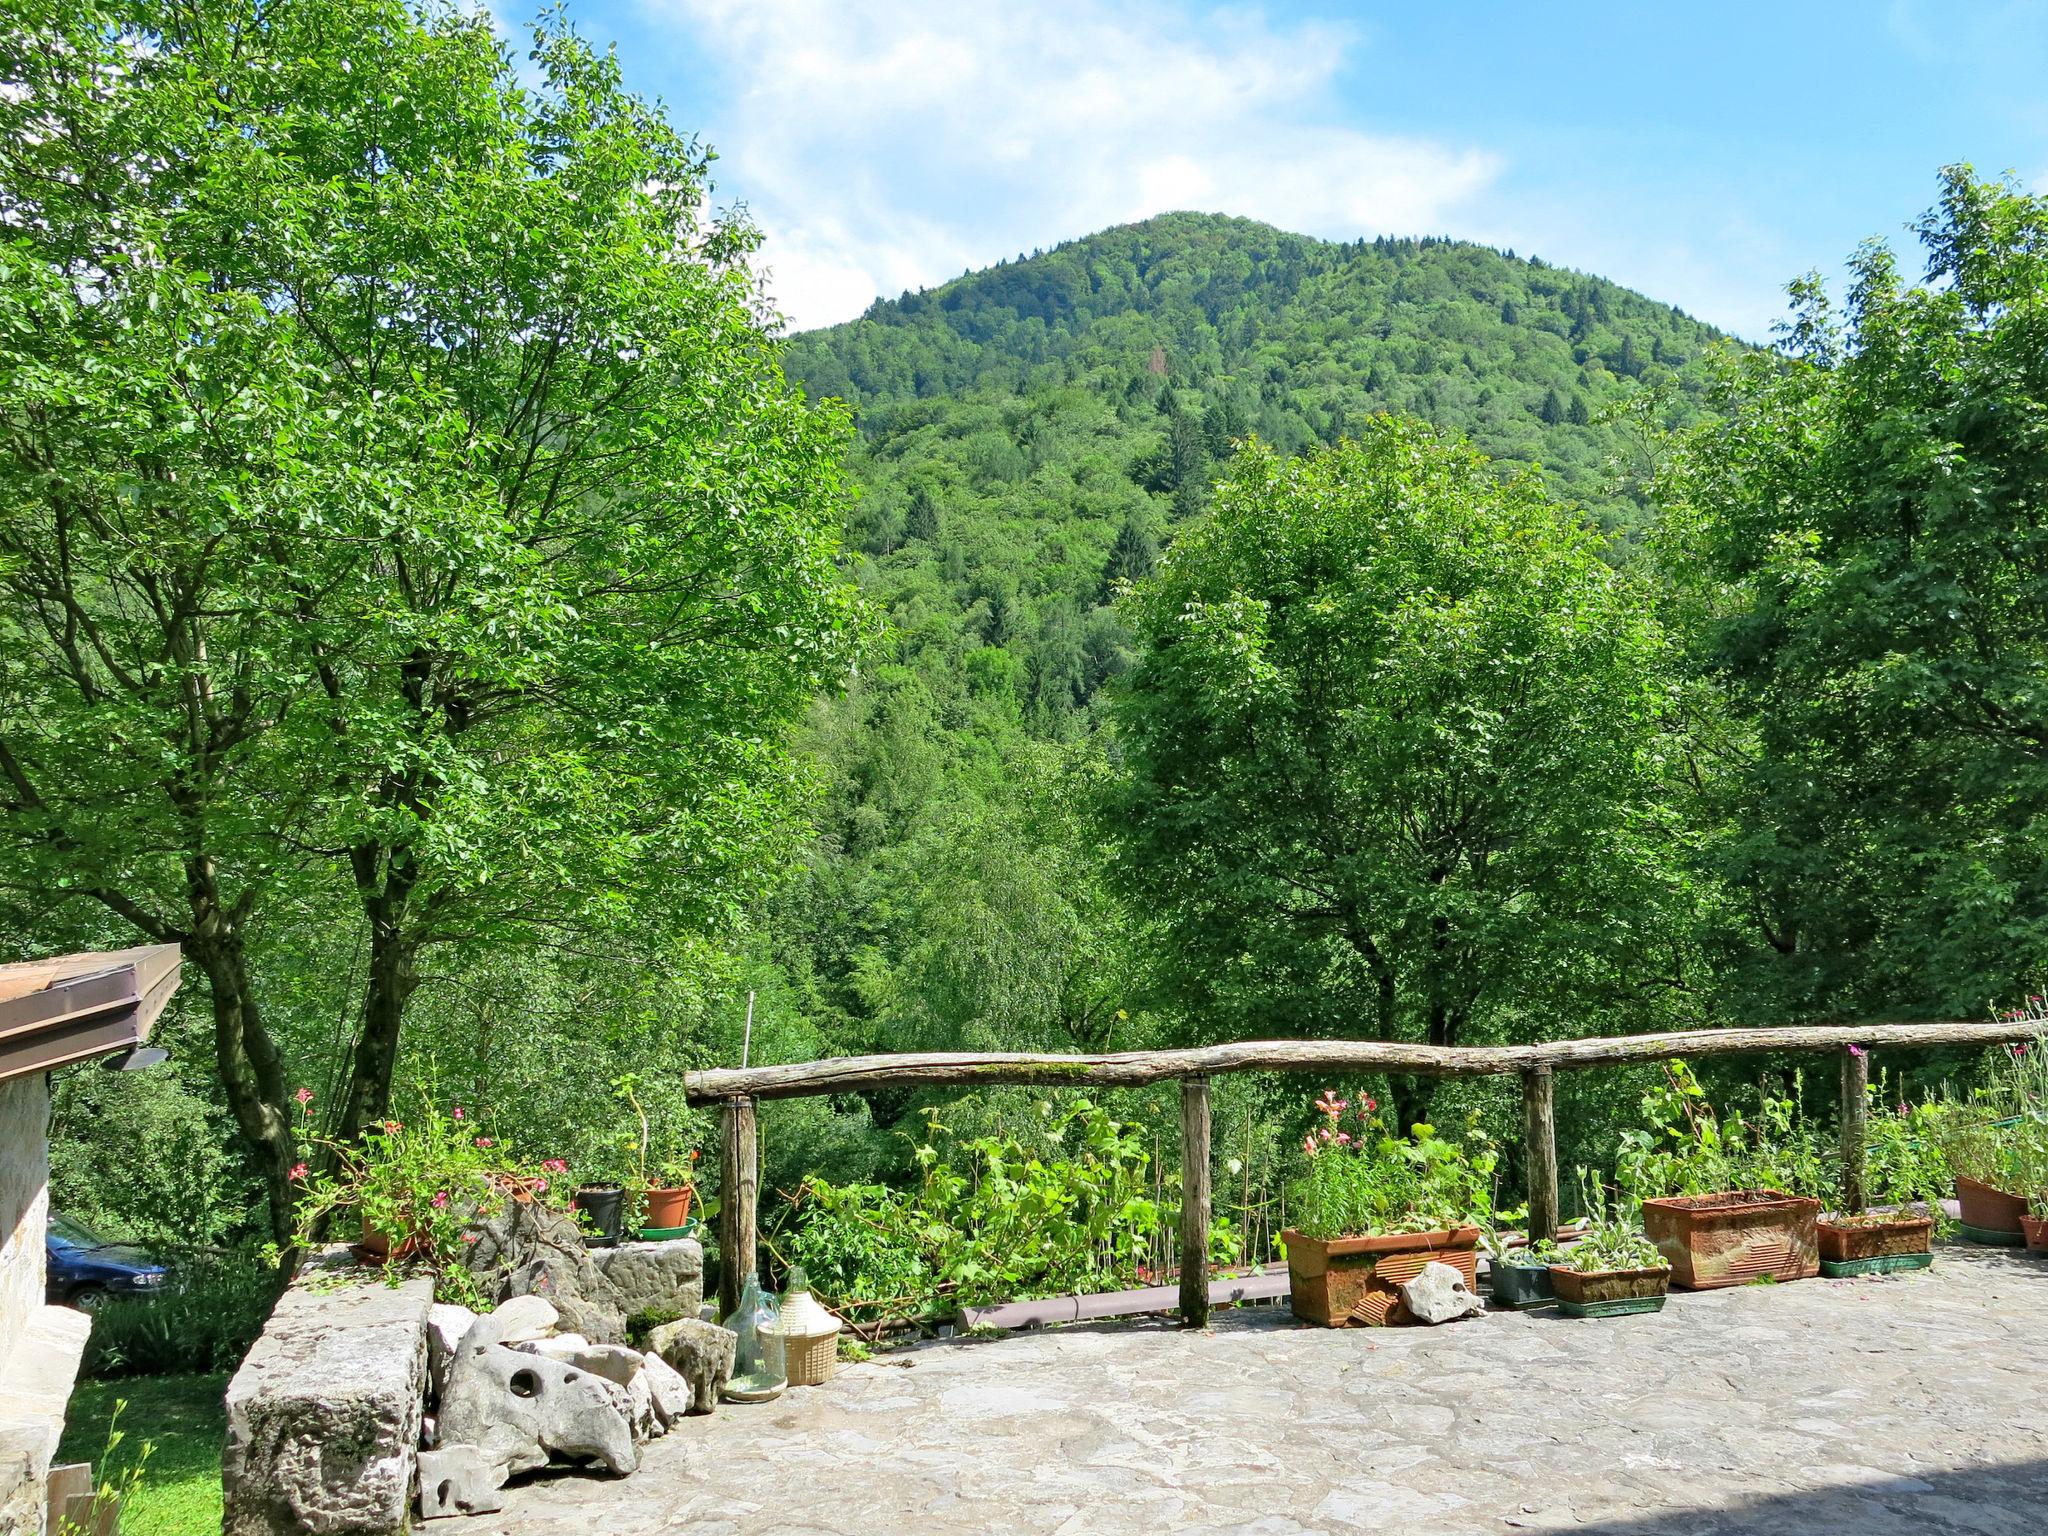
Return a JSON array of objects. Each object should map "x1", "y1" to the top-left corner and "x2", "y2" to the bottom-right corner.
[
  {"x1": 571, "y1": 1184, "x2": 626, "y2": 1246},
  {"x1": 1487, "y1": 1261, "x2": 1556, "y2": 1310}
]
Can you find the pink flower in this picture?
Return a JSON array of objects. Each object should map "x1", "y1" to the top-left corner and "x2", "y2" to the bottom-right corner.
[
  {"x1": 383, "y1": 1120, "x2": 402, "y2": 1133},
  {"x1": 542, "y1": 1158, "x2": 568, "y2": 1174},
  {"x1": 533, "y1": 1177, "x2": 548, "y2": 1194},
  {"x1": 294, "y1": 1087, "x2": 314, "y2": 1107},
  {"x1": 452, "y1": 1107, "x2": 465, "y2": 1121},
  {"x1": 1361, "y1": 1097, "x2": 1379, "y2": 1114},
  {"x1": 462, "y1": 1232, "x2": 479, "y2": 1245},
  {"x1": 1318, "y1": 1126, "x2": 1334, "y2": 1142},
  {"x1": 1314, "y1": 1091, "x2": 1347, "y2": 1118},
  {"x1": 288, "y1": 1162, "x2": 308, "y2": 1182},
  {"x1": 1848, "y1": 1044, "x2": 1866, "y2": 1058},
  {"x1": 1334, "y1": 1131, "x2": 1351, "y2": 1145},
  {"x1": 1303, "y1": 1134, "x2": 1317, "y2": 1155},
  {"x1": 431, "y1": 1190, "x2": 449, "y2": 1209}
]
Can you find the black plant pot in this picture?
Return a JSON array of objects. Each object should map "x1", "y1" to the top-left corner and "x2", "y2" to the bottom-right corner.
[
  {"x1": 572, "y1": 1184, "x2": 626, "y2": 1247},
  {"x1": 1488, "y1": 1260, "x2": 1556, "y2": 1310}
]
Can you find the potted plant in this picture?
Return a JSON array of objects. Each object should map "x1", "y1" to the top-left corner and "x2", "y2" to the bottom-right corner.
[
  {"x1": 286, "y1": 1088, "x2": 524, "y2": 1306},
  {"x1": 2024, "y1": 1193, "x2": 2048, "y2": 1257},
  {"x1": 1618, "y1": 1063, "x2": 1823, "y2": 1289},
  {"x1": 1549, "y1": 1176, "x2": 1669, "y2": 1318},
  {"x1": 1486, "y1": 1237, "x2": 1561, "y2": 1311},
  {"x1": 1929, "y1": 1037, "x2": 2048, "y2": 1241},
  {"x1": 1817, "y1": 1088, "x2": 1951, "y2": 1275},
  {"x1": 1281, "y1": 1090, "x2": 1492, "y2": 1328},
  {"x1": 641, "y1": 1150, "x2": 700, "y2": 1232}
]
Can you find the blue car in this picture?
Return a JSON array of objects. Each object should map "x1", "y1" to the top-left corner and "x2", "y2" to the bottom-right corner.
[{"x1": 45, "y1": 1213, "x2": 169, "y2": 1311}]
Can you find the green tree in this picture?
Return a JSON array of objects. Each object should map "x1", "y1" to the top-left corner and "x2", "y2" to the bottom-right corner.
[
  {"x1": 1659, "y1": 166, "x2": 2048, "y2": 1021},
  {"x1": 1109, "y1": 422, "x2": 1689, "y2": 1129},
  {"x1": 0, "y1": 0, "x2": 863, "y2": 1233}
]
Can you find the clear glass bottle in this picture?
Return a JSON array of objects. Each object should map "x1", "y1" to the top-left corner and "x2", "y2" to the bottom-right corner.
[{"x1": 719, "y1": 1274, "x2": 787, "y2": 1402}]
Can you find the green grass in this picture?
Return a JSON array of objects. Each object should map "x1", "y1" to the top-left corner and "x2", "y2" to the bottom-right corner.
[{"x1": 56, "y1": 1373, "x2": 226, "y2": 1536}]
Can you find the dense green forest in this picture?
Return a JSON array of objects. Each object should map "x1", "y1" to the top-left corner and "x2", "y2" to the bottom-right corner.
[{"x1": 7, "y1": 0, "x2": 2048, "y2": 1320}]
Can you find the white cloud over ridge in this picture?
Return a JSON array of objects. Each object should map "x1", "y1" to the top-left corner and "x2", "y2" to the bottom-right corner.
[{"x1": 661, "y1": 0, "x2": 1502, "y2": 329}]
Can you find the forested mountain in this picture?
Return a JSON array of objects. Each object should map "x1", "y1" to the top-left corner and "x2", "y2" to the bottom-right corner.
[{"x1": 756, "y1": 214, "x2": 1735, "y2": 1154}]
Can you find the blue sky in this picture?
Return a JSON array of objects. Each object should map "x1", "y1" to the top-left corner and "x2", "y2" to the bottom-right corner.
[{"x1": 527, "y1": 0, "x2": 2048, "y2": 338}]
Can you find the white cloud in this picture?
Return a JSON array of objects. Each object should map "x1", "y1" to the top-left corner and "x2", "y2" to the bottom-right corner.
[{"x1": 653, "y1": 0, "x2": 1502, "y2": 328}]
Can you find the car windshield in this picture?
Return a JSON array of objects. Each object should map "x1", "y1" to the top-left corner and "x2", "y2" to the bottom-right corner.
[{"x1": 48, "y1": 1214, "x2": 113, "y2": 1249}]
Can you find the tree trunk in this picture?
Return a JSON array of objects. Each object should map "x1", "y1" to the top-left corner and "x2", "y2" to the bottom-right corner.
[
  {"x1": 333, "y1": 848, "x2": 421, "y2": 1149},
  {"x1": 183, "y1": 857, "x2": 298, "y2": 1242}
]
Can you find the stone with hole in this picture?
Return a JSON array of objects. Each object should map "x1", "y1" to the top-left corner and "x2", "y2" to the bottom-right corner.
[
  {"x1": 646, "y1": 1318, "x2": 735, "y2": 1416},
  {"x1": 437, "y1": 1321, "x2": 638, "y2": 1481},
  {"x1": 1399, "y1": 1260, "x2": 1486, "y2": 1324},
  {"x1": 416, "y1": 1444, "x2": 503, "y2": 1520}
]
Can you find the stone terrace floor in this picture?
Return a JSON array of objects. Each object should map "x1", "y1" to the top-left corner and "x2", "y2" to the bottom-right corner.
[{"x1": 490, "y1": 1246, "x2": 2048, "y2": 1535}]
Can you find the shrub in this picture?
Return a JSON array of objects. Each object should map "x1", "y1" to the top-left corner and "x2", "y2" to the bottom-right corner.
[{"x1": 85, "y1": 1249, "x2": 281, "y2": 1379}]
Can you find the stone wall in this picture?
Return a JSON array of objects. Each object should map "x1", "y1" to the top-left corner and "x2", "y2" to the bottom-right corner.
[{"x1": 0, "y1": 1074, "x2": 50, "y2": 1360}]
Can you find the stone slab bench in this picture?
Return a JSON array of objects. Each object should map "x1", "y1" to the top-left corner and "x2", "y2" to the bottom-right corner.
[{"x1": 223, "y1": 1259, "x2": 433, "y2": 1536}]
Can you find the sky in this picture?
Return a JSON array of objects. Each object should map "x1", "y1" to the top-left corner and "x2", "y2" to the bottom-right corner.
[{"x1": 522, "y1": 0, "x2": 2048, "y2": 340}]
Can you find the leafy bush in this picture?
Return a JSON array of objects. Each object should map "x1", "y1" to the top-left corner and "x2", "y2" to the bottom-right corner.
[
  {"x1": 1284, "y1": 1090, "x2": 1499, "y2": 1242},
  {"x1": 785, "y1": 1098, "x2": 1191, "y2": 1322},
  {"x1": 84, "y1": 1250, "x2": 280, "y2": 1379},
  {"x1": 1616, "y1": 1063, "x2": 1835, "y2": 1203},
  {"x1": 1927, "y1": 1041, "x2": 2048, "y2": 1203}
]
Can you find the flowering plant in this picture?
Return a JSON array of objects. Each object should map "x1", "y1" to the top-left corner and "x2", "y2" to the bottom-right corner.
[
  {"x1": 285, "y1": 1087, "x2": 553, "y2": 1306},
  {"x1": 1284, "y1": 1089, "x2": 1498, "y2": 1241}
]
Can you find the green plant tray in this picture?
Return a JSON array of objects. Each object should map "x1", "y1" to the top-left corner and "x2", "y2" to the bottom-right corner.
[
  {"x1": 638, "y1": 1226, "x2": 695, "y2": 1241},
  {"x1": 1558, "y1": 1295, "x2": 1667, "y2": 1319},
  {"x1": 1490, "y1": 1293, "x2": 1557, "y2": 1311},
  {"x1": 1820, "y1": 1252, "x2": 1933, "y2": 1278},
  {"x1": 1957, "y1": 1222, "x2": 2025, "y2": 1247}
]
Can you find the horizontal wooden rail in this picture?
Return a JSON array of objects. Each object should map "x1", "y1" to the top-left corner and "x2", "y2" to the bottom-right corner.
[
  {"x1": 685, "y1": 1019, "x2": 2043, "y2": 1104},
  {"x1": 702, "y1": 1017, "x2": 2044, "y2": 1333}
]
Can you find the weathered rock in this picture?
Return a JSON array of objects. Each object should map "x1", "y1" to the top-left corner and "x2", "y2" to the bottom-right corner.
[
  {"x1": 223, "y1": 1266, "x2": 432, "y2": 1536},
  {"x1": 417, "y1": 1444, "x2": 504, "y2": 1520},
  {"x1": 480, "y1": 1294, "x2": 558, "y2": 1346},
  {"x1": 458, "y1": 1201, "x2": 629, "y2": 1345},
  {"x1": 1399, "y1": 1260, "x2": 1485, "y2": 1324},
  {"x1": 594, "y1": 1238, "x2": 704, "y2": 1322},
  {"x1": 513, "y1": 1332, "x2": 592, "y2": 1361},
  {"x1": 504, "y1": 1256, "x2": 627, "y2": 1347},
  {"x1": 640, "y1": 1350, "x2": 693, "y2": 1426},
  {"x1": 437, "y1": 1325, "x2": 638, "y2": 1481},
  {"x1": 647, "y1": 1317, "x2": 736, "y2": 1415},
  {"x1": 426, "y1": 1303, "x2": 478, "y2": 1402}
]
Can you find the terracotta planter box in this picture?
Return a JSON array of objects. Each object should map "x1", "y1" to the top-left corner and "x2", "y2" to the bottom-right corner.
[
  {"x1": 1283, "y1": 1226, "x2": 1480, "y2": 1327},
  {"x1": 1955, "y1": 1176, "x2": 2028, "y2": 1236},
  {"x1": 1640, "y1": 1191, "x2": 1820, "y2": 1290},
  {"x1": 2021, "y1": 1214, "x2": 2048, "y2": 1256},
  {"x1": 1548, "y1": 1263, "x2": 1670, "y2": 1317},
  {"x1": 1817, "y1": 1214, "x2": 1934, "y2": 1264}
]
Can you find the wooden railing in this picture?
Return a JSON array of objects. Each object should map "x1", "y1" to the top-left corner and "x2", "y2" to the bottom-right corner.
[{"x1": 686, "y1": 1019, "x2": 2046, "y2": 1322}]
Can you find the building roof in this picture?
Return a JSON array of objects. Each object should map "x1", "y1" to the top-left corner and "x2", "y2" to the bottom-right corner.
[{"x1": 0, "y1": 944, "x2": 184, "y2": 1084}]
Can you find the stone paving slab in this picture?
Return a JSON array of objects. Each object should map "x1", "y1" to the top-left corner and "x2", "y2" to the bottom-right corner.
[{"x1": 488, "y1": 1246, "x2": 2048, "y2": 1535}]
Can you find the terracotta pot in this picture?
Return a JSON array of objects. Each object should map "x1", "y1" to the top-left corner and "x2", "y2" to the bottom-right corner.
[
  {"x1": 642, "y1": 1184, "x2": 694, "y2": 1228},
  {"x1": 1640, "y1": 1190, "x2": 1821, "y2": 1290},
  {"x1": 1816, "y1": 1214, "x2": 1934, "y2": 1264},
  {"x1": 1955, "y1": 1176, "x2": 2028, "y2": 1236},
  {"x1": 495, "y1": 1174, "x2": 546, "y2": 1205},
  {"x1": 1282, "y1": 1226, "x2": 1480, "y2": 1327},
  {"x1": 357, "y1": 1213, "x2": 423, "y2": 1262},
  {"x1": 2021, "y1": 1214, "x2": 2048, "y2": 1256},
  {"x1": 1548, "y1": 1263, "x2": 1670, "y2": 1314}
]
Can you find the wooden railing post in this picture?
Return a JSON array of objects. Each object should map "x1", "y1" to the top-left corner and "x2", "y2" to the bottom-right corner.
[
  {"x1": 717, "y1": 1095, "x2": 758, "y2": 1320},
  {"x1": 1179, "y1": 1076, "x2": 1211, "y2": 1329},
  {"x1": 1840, "y1": 1046, "x2": 1868, "y2": 1214},
  {"x1": 1523, "y1": 1065, "x2": 1559, "y2": 1243}
]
